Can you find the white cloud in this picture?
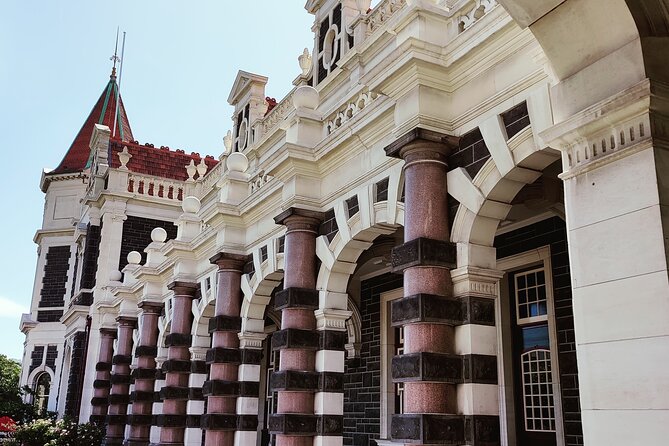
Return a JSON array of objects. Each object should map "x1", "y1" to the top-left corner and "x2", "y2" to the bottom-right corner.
[{"x1": 0, "y1": 296, "x2": 28, "y2": 318}]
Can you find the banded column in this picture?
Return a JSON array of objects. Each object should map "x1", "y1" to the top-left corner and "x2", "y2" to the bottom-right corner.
[
  {"x1": 184, "y1": 348, "x2": 207, "y2": 444},
  {"x1": 90, "y1": 328, "x2": 117, "y2": 424},
  {"x1": 105, "y1": 317, "x2": 137, "y2": 445},
  {"x1": 202, "y1": 253, "x2": 247, "y2": 446},
  {"x1": 158, "y1": 282, "x2": 198, "y2": 446},
  {"x1": 235, "y1": 332, "x2": 266, "y2": 446},
  {"x1": 126, "y1": 301, "x2": 163, "y2": 446},
  {"x1": 314, "y1": 310, "x2": 350, "y2": 445},
  {"x1": 385, "y1": 129, "x2": 498, "y2": 445},
  {"x1": 269, "y1": 209, "x2": 323, "y2": 446}
]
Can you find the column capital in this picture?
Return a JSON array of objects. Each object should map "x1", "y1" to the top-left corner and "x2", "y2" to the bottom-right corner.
[
  {"x1": 138, "y1": 300, "x2": 163, "y2": 314},
  {"x1": 238, "y1": 331, "x2": 267, "y2": 349},
  {"x1": 315, "y1": 308, "x2": 352, "y2": 332},
  {"x1": 209, "y1": 252, "x2": 249, "y2": 270},
  {"x1": 450, "y1": 266, "x2": 504, "y2": 299},
  {"x1": 100, "y1": 327, "x2": 118, "y2": 338},
  {"x1": 167, "y1": 281, "x2": 199, "y2": 297},
  {"x1": 273, "y1": 207, "x2": 324, "y2": 231},
  {"x1": 384, "y1": 128, "x2": 458, "y2": 161},
  {"x1": 116, "y1": 316, "x2": 138, "y2": 327}
]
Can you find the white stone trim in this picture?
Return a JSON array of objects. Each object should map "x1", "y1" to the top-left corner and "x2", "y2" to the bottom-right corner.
[
  {"x1": 315, "y1": 392, "x2": 344, "y2": 415},
  {"x1": 238, "y1": 364, "x2": 261, "y2": 382},
  {"x1": 236, "y1": 396, "x2": 259, "y2": 415},
  {"x1": 457, "y1": 383, "x2": 500, "y2": 416},
  {"x1": 313, "y1": 435, "x2": 344, "y2": 446},
  {"x1": 315, "y1": 350, "x2": 345, "y2": 373}
]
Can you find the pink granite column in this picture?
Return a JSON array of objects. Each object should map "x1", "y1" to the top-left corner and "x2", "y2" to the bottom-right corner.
[
  {"x1": 384, "y1": 130, "x2": 463, "y2": 444},
  {"x1": 158, "y1": 282, "x2": 198, "y2": 446},
  {"x1": 105, "y1": 317, "x2": 137, "y2": 445},
  {"x1": 125, "y1": 301, "x2": 163, "y2": 446},
  {"x1": 201, "y1": 253, "x2": 247, "y2": 445},
  {"x1": 90, "y1": 328, "x2": 117, "y2": 424},
  {"x1": 270, "y1": 209, "x2": 324, "y2": 446}
]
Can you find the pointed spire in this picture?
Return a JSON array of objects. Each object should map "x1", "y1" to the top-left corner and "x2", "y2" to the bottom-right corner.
[{"x1": 110, "y1": 27, "x2": 120, "y2": 80}]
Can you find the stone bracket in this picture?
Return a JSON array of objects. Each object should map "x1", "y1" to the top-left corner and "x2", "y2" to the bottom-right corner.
[
  {"x1": 274, "y1": 287, "x2": 319, "y2": 311},
  {"x1": 271, "y1": 328, "x2": 319, "y2": 350},
  {"x1": 391, "y1": 238, "x2": 457, "y2": 272}
]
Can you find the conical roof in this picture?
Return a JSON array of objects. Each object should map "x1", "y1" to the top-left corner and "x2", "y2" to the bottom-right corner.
[{"x1": 51, "y1": 72, "x2": 133, "y2": 174}]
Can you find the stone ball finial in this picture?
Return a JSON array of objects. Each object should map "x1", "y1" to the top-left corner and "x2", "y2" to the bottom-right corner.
[
  {"x1": 293, "y1": 85, "x2": 319, "y2": 110},
  {"x1": 151, "y1": 227, "x2": 168, "y2": 243},
  {"x1": 127, "y1": 251, "x2": 142, "y2": 265},
  {"x1": 182, "y1": 196, "x2": 201, "y2": 214},
  {"x1": 109, "y1": 270, "x2": 122, "y2": 282},
  {"x1": 226, "y1": 152, "x2": 249, "y2": 173}
]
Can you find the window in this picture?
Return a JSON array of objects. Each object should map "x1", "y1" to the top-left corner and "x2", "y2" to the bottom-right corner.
[
  {"x1": 521, "y1": 349, "x2": 556, "y2": 432},
  {"x1": 34, "y1": 372, "x2": 51, "y2": 416},
  {"x1": 316, "y1": 4, "x2": 344, "y2": 84},
  {"x1": 380, "y1": 287, "x2": 404, "y2": 439},
  {"x1": 235, "y1": 103, "x2": 251, "y2": 152},
  {"x1": 394, "y1": 326, "x2": 404, "y2": 415},
  {"x1": 514, "y1": 268, "x2": 548, "y2": 323}
]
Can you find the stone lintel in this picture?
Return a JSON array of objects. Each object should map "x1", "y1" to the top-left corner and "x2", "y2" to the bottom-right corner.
[
  {"x1": 205, "y1": 347, "x2": 242, "y2": 365},
  {"x1": 384, "y1": 128, "x2": 458, "y2": 159},
  {"x1": 271, "y1": 328, "x2": 320, "y2": 350},
  {"x1": 208, "y1": 315, "x2": 242, "y2": 333},
  {"x1": 274, "y1": 287, "x2": 319, "y2": 311},
  {"x1": 391, "y1": 237, "x2": 457, "y2": 272},
  {"x1": 273, "y1": 207, "x2": 325, "y2": 226}
]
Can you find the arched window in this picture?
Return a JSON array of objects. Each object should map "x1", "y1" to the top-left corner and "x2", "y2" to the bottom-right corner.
[{"x1": 33, "y1": 372, "x2": 51, "y2": 415}]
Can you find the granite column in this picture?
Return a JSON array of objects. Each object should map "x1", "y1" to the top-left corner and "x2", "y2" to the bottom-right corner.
[
  {"x1": 105, "y1": 317, "x2": 137, "y2": 445},
  {"x1": 90, "y1": 328, "x2": 117, "y2": 424}
]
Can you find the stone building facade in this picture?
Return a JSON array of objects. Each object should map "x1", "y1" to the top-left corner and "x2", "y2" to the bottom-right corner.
[{"x1": 19, "y1": 1, "x2": 669, "y2": 445}]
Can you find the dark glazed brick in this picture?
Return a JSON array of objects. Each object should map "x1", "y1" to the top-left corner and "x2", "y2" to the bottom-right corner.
[
  {"x1": 40, "y1": 245, "x2": 70, "y2": 309},
  {"x1": 80, "y1": 224, "x2": 101, "y2": 291},
  {"x1": 119, "y1": 216, "x2": 177, "y2": 271},
  {"x1": 319, "y1": 208, "x2": 339, "y2": 243}
]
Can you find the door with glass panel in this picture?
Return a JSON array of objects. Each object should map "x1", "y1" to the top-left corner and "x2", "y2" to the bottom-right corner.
[{"x1": 510, "y1": 267, "x2": 558, "y2": 446}]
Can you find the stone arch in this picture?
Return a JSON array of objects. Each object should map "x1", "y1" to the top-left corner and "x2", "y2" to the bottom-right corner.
[
  {"x1": 316, "y1": 161, "x2": 405, "y2": 310},
  {"x1": 498, "y1": 0, "x2": 669, "y2": 120},
  {"x1": 448, "y1": 84, "x2": 561, "y2": 248}
]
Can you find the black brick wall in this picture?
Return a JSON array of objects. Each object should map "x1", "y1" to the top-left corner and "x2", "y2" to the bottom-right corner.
[
  {"x1": 64, "y1": 332, "x2": 86, "y2": 419},
  {"x1": 29, "y1": 346, "x2": 44, "y2": 375},
  {"x1": 448, "y1": 128, "x2": 491, "y2": 179},
  {"x1": 39, "y1": 246, "x2": 70, "y2": 308},
  {"x1": 80, "y1": 223, "x2": 102, "y2": 290},
  {"x1": 344, "y1": 272, "x2": 403, "y2": 446},
  {"x1": 495, "y1": 216, "x2": 583, "y2": 446},
  {"x1": 45, "y1": 345, "x2": 58, "y2": 371},
  {"x1": 119, "y1": 216, "x2": 177, "y2": 270}
]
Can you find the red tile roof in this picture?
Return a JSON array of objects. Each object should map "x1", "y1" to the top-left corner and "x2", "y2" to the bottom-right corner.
[
  {"x1": 109, "y1": 140, "x2": 219, "y2": 181},
  {"x1": 52, "y1": 74, "x2": 133, "y2": 174}
]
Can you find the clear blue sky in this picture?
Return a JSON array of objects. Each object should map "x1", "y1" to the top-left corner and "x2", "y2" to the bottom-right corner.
[{"x1": 0, "y1": 1, "x2": 317, "y2": 360}]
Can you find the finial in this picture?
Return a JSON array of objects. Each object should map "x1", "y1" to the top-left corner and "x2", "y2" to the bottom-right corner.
[{"x1": 109, "y1": 27, "x2": 120, "y2": 79}]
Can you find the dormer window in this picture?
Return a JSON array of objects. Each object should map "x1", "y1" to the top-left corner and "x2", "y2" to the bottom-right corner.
[
  {"x1": 316, "y1": 3, "x2": 343, "y2": 85},
  {"x1": 235, "y1": 103, "x2": 250, "y2": 152}
]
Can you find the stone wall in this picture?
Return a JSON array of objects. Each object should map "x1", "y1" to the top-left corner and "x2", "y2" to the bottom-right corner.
[
  {"x1": 119, "y1": 216, "x2": 177, "y2": 270},
  {"x1": 37, "y1": 245, "x2": 70, "y2": 321}
]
